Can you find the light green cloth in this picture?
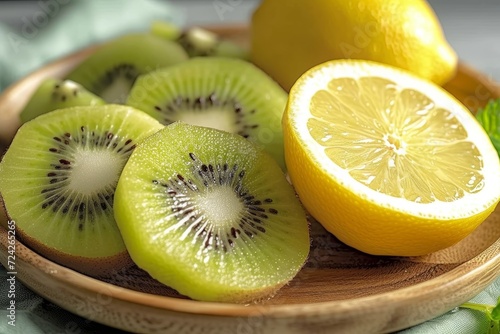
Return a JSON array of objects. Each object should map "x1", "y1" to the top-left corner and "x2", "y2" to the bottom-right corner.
[
  {"x1": 0, "y1": 0, "x2": 183, "y2": 90},
  {"x1": 0, "y1": 1, "x2": 499, "y2": 333},
  {"x1": 400, "y1": 279, "x2": 499, "y2": 333}
]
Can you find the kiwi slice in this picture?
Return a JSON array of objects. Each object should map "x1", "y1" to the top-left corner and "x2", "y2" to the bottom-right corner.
[
  {"x1": 0, "y1": 105, "x2": 163, "y2": 276},
  {"x1": 114, "y1": 122, "x2": 310, "y2": 303},
  {"x1": 20, "y1": 78, "x2": 106, "y2": 123},
  {"x1": 150, "y1": 23, "x2": 249, "y2": 59},
  {"x1": 66, "y1": 33, "x2": 188, "y2": 104},
  {"x1": 126, "y1": 57, "x2": 287, "y2": 169}
]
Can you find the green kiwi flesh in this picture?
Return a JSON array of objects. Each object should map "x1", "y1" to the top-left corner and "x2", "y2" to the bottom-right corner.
[
  {"x1": 150, "y1": 21, "x2": 182, "y2": 41},
  {"x1": 126, "y1": 57, "x2": 287, "y2": 170},
  {"x1": 66, "y1": 33, "x2": 188, "y2": 104},
  {"x1": 0, "y1": 198, "x2": 7, "y2": 229},
  {"x1": 20, "y1": 78, "x2": 106, "y2": 123},
  {"x1": 114, "y1": 122, "x2": 310, "y2": 303},
  {"x1": 0, "y1": 105, "x2": 164, "y2": 276}
]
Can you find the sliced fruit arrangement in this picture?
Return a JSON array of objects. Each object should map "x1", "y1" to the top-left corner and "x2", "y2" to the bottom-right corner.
[
  {"x1": 114, "y1": 122, "x2": 309, "y2": 302},
  {"x1": 283, "y1": 59, "x2": 500, "y2": 256},
  {"x1": 0, "y1": 105, "x2": 164, "y2": 276},
  {"x1": 20, "y1": 78, "x2": 105, "y2": 123},
  {"x1": 126, "y1": 57, "x2": 287, "y2": 170},
  {"x1": 151, "y1": 21, "x2": 249, "y2": 59},
  {"x1": 66, "y1": 33, "x2": 188, "y2": 104}
]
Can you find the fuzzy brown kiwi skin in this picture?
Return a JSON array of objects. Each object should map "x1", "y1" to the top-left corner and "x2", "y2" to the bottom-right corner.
[
  {"x1": 0, "y1": 197, "x2": 8, "y2": 230},
  {"x1": 12, "y1": 221, "x2": 133, "y2": 277},
  {"x1": 0, "y1": 150, "x2": 7, "y2": 229}
]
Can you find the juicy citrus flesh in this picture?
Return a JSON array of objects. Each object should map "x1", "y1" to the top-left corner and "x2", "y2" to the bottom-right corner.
[{"x1": 284, "y1": 59, "x2": 500, "y2": 256}]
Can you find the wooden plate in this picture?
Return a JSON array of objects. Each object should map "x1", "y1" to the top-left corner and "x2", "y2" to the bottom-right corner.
[{"x1": 1, "y1": 26, "x2": 500, "y2": 334}]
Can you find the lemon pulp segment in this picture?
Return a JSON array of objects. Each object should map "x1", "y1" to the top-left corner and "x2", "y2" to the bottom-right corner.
[{"x1": 309, "y1": 76, "x2": 484, "y2": 204}]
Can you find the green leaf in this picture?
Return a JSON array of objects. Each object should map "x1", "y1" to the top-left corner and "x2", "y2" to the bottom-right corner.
[
  {"x1": 491, "y1": 296, "x2": 500, "y2": 321},
  {"x1": 460, "y1": 302, "x2": 492, "y2": 314},
  {"x1": 461, "y1": 296, "x2": 500, "y2": 332},
  {"x1": 476, "y1": 98, "x2": 500, "y2": 156}
]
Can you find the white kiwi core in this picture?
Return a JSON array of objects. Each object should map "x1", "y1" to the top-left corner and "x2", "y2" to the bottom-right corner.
[
  {"x1": 176, "y1": 108, "x2": 236, "y2": 133},
  {"x1": 100, "y1": 78, "x2": 133, "y2": 104},
  {"x1": 68, "y1": 149, "x2": 124, "y2": 196},
  {"x1": 196, "y1": 186, "x2": 244, "y2": 225}
]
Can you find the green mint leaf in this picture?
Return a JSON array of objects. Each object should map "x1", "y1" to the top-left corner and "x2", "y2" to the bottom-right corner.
[{"x1": 476, "y1": 98, "x2": 500, "y2": 156}]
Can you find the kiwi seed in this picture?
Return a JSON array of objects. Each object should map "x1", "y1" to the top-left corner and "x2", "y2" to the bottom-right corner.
[
  {"x1": 151, "y1": 151, "x2": 280, "y2": 252},
  {"x1": 152, "y1": 92, "x2": 259, "y2": 139},
  {"x1": 40, "y1": 126, "x2": 137, "y2": 227}
]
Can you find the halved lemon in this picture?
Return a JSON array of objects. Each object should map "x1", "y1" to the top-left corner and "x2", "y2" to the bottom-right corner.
[{"x1": 283, "y1": 59, "x2": 500, "y2": 256}]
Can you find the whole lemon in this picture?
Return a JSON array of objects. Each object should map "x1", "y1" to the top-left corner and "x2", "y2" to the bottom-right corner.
[{"x1": 251, "y1": 0, "x2": 458, "y2": 91}]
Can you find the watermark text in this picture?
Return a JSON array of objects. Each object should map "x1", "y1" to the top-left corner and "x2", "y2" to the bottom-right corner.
[{"x1": 6, "y1": 220, "x2": 17, "y2": 327}]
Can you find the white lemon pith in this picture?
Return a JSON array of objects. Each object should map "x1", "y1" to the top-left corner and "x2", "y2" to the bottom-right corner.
[{"x1": 283, "y1": 60, "x2": 500, "y2": 256}]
